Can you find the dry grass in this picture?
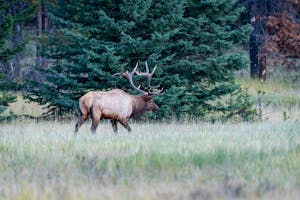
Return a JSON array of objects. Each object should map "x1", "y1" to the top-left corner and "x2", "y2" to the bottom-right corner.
[
  {"x1": 1, "y1": 72, "x2": 300, "y2": 199},
  {"x1": 0, "y1": 120, "x2": 299, "y2": 200},
  {"x1": 7, "y1": 95, "x2": 44, "y2": 117}
]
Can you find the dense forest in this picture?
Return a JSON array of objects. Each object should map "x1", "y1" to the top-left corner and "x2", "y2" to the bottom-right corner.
[{"x1": 0, "y1": 0, "x2": 299, "y2": 121}]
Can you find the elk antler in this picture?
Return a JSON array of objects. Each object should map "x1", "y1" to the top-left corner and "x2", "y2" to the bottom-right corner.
[
  {"x1": 113, "y1": 63, "x2": 148, "y2": 95},
  {"x1": 135, "y1": 61, "x2": 164, "y2": 95},
  {"x1": 114, "y1": 62, "x2": 164, "y2": 95}
]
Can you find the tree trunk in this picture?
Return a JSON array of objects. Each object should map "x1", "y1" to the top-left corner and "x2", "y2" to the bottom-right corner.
[
  {"x1": 249, "y1": 0, "x2": 267, "y2": 81},
  {"x1": 11, "y1": 24, "x2": 23, "y2": 80},
  {"x1": 9, "y1": 3, "x2": 26, "y2": 80},
  {"x1": 249, "y1": 32, "x2": 259, "y2": 78},
  {"x1": 36, "y1": 1, "x2": 48, "y2": 68},
  {"x1": 36, "y1": 3, "x2": 43, "y2": 67},
  {"x1": 42, "y1": 2, "x2": 48, "y2": 32}
]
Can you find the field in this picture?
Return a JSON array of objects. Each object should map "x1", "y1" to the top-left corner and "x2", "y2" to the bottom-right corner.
[
  {"x1": 0, "y1": 120, "x2": 299, "y2": 200},
  {"x1": 1, "y1": 73, "x2": 300, "y2": 200}
]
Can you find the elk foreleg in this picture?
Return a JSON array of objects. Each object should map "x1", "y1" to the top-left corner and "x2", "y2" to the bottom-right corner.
[
  {"x1": 118, "y1": 118, "x2": 131, "y2": 132},
  {"x1": 111, "y1": 119, "x2": 118, "y2": 134},
  {"x1": 90, "y1": 107, "x2": 102, "y2": 134}
]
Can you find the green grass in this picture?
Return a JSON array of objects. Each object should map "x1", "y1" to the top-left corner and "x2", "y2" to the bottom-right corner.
[
  {"x1": 235, "y1": 72, "x2": 300, "y2": 121},
  {"x1": 0, "y1": 121, "x2": 299, "y2": 199},
  {"x1": 237, "y1": 75, "x2": 300, "y2": 107}
]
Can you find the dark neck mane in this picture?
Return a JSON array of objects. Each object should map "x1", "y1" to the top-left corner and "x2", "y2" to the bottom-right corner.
[{"x1": 131, "y1": 96, "x2": 147, "y2": 118}]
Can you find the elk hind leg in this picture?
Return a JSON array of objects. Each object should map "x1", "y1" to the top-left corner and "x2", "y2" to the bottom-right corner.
[
  {"x1": 111, "y1": 119, "x2": 118, "y2": 134},
  {"x1": 74, "y1": 112, "x2": 89, "y2": 133},
  {"x1": 90, "y1": 108, "x2": 101, "y2": 134},
  {"x1": 75, "y1": 100, "x2": 91, "y2": 133}
]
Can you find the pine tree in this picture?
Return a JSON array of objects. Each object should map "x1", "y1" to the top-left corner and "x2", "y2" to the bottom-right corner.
[{"x1": 28, "y1": 0, "x2": 252, "y2": 120}]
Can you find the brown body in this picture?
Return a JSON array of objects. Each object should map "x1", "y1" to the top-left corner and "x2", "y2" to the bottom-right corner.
[{"x1": 74, "y1": 89, "x2": 159, "y2": 134}]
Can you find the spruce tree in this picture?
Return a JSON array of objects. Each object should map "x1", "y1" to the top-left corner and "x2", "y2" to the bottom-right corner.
[
  {"x1": 0, "y1": 3, "x2": 16, "y2": 120},
  {"x1": 0, "y1": 0, "x2": 37, "y2": 120},
  {"x1": 28, "y1": 0, "x2": 252, "y2": 120}
]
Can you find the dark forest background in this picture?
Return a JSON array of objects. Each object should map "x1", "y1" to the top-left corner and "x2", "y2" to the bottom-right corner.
[{"x1": 1, "y1": 0, "x2": 300, "y2": 121}]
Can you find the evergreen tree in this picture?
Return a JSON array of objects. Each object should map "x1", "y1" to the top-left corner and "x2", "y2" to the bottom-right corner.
[
  {"x1": 0, "y1": 0, "x2": 37, "y2": 120},
  {"x1": 28, "y1": 0, "x2": 252, "y2": 120},
  {"x1": 0, "y1": 2, "x2": 16, "y2": 120}
]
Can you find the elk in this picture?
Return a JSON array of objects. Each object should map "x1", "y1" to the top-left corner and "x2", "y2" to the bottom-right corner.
[{"x1": 74, "y1": 62, "x2": 164, "y2": 134}]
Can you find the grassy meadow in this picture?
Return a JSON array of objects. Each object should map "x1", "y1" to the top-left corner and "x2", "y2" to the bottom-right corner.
[
  {"x1": 0, "y1": 121, "x2": 299, "y2": 199},
  {"x1": 1, "y1": 73, "x2": 300, "y2": 200}
]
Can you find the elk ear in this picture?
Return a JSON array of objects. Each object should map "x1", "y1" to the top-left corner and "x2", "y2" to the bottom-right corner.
[{"x1": 141, "y1": 94, "x2": 153, "y2": 101}]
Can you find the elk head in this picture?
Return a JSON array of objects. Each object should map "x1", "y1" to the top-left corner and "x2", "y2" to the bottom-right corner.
[{"x1": 114, "y1": 62, "x2": 164, "y2": 113}]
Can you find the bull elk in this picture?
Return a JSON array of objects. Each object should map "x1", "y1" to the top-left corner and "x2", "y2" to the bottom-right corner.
[{"x1": 74, "y1": 62, "x2": 164, "y2": 134}]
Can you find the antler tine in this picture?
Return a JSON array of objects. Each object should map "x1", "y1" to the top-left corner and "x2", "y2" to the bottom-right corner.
[
  {"x1": 113, "y1": 62, "x2": 148, "y2": 95},
  {"x1": 148, "y1": 64, "x2": 160, "y2": 89},
  {"x1": 144, "y1": 61, "x2": 150, "y2": 73},
  {"x1": 112, "y1": 66, "x2": 124, "y2": 76},
  {"x1": 135, "y1": 61, "x2": 160, "y2": 89},
  {"x1": 145, "y1": 62, "x2": 159, "y2": 89},
  {"x1": 146, "y1": 62, "x2": 157, "y2": 77},
  {"x1": 132, "y1": 62, "x2": 139, "y2": 75},
  {"x1": 145, "y1": 62, "x2": 164, "y2": 95},
  {"x1": 148, "y1": 87, "x2": 165, "y2": 96},
  {"x1": 137, "y1": 61, "x2": 156, "y2": 76},
  {"x1": 113, "y1": 63, "x2": 138, "y2": 77},
  {"x1": 114, "y1": 62, "x2": 164, "y2": 96}
]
